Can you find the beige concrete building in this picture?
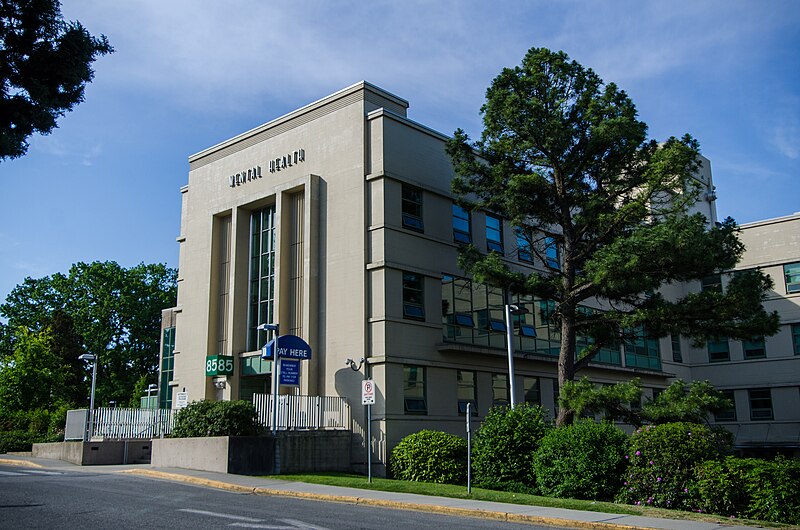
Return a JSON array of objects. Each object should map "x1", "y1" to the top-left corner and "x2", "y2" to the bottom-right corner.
[{"x1": 159, "y1": 82, "x2": 800, "y2": 473}]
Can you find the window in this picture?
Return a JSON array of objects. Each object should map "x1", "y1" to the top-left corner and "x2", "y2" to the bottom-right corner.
[
  {"x1": 401, "y1": 184, "x2": 423, "y2": 232},
  {"x1": 403, "y1": 366, "x2": 427, "y2": 414},
  {"x1": 793, "y1": 324, "x2": 800, "y2": 355},
  {"x1": 714, "y1": 390, "x2": 736, "y2": 422},
  {"x1": 402, "y1": 272, "x2": 425, "y2": 320},
  {"x1": 748, "y1": 389, "x2": 773, "y2": 421},
  {"x1": 743, "y1": 337, "x2": 766, "y2": 360},
  {"x1": 671, "y1": 333, "x2": 683, "y2": 363},
  {"x1": 545, "y1": 235, "x2": 560, "y2": 270},
  {"x1": 492, "y1": 373, "x2": 509, "y2": 406},
  {"x1": 486, "y1": 214, "x2": 503, "y2": 254},
  {"x1": 707, "y1": 338, "x2": 730, "y2": 362},
  {"x1": 784, "y1": 262, "x2": 800, "y2": 294},
  {"x1": 624, "y1": 326, "x2": 662, "y2": 370},
  {"x1": 248, "y1": 206, "x2": 276, "y2": 350},
  {"x1": 452, "y1": 204, "x2": 471, "y2": 244},
  {"x1": 523, "y1": 376, "x2": 540, "y2": 405},
  {"x1": 159, "y1": 327, "x2": 175, "y2": 409},
  {"x1": 457, "y1": 370, "x2": 477, "y2": 414},
  {"x1": 515, "y1": 226, "x2": 532, "y2": 262},
  {"x1": 701, "y1": 274, "x2": 723, "y2": 294}
]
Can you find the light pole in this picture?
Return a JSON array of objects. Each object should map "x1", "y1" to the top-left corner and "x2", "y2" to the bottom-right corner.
[
  {"x1": 504, "y1": 299, "x2": 529, "y2": 408},
  {"x1": 146, "y1": 383, "x2": 158, "y2": 408},
  {"x1": 79, "y1": 353, "x2": 98, "y2": 441},
  {"x1": 346, "y1": 357, "x2": 369, "y2": 482},
  {"x1": 258, "y1": 323, "x2": 280, "y2": 436}
]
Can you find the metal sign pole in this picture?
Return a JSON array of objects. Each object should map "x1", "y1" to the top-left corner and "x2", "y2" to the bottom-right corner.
[
  {"x1": 367, "y1": 402, "x2": 372, "y2": 483},
  {"x1": 466, "y1": 401, "x2": 472, "y2": 494}
]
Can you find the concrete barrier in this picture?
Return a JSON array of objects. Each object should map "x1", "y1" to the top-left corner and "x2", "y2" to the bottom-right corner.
[
  {"x1": 151, "y1": 431, "x2": 351, "y2": 475},
  {"x1": 32, "y1": 440, "x2": 152, "y2": 465}
]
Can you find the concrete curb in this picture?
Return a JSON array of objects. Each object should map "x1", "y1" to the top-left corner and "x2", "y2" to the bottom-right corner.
[
  {"x1": 0, "y1": 458, "x2": 44, "y2": 468},
  {"x1": 120, "y1": 469, "x2": 644, "y2": 529}
]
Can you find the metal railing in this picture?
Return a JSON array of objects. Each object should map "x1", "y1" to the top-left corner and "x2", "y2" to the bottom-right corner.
[
  {"x1": 66, "y1": 407, "x2": 176, "y2": 440},
  {"x1": 252, "y1": 394, "x2": 350, "y2": 430}
]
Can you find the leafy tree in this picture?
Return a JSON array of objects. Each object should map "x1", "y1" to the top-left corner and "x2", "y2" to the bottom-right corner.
[
  {"x1": 561, "y1": 378, "x2": 732, "y2": 428},
  {"x1": 446, "y1": 47, "x2": 779, "y2": 425},
  {"x1": 0, "y1": 261, "x2": 177, "y2": 407},
  {"x1": 0, "y1": 0, "x2": 113, "y2": 160},
  {"x1": 0, "y1": 327, "x2": 65, "y2": 412}
]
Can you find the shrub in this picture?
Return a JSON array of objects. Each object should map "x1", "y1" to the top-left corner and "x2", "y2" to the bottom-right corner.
[
  {"x1": 533, "y1": 419, "x2": 628, "y2": 500},
  {"x1": 390, "y1": 430, "x2": 467, "y2": 484},
  {"x1": 617, "y1": 422, "x2": 724, "y2": 510},
  {"x1": 472, "y1": 404, "x2": 549, "y2": 493},
  {"x1": 172, "y1": 400, "x2": 263, "y2": 438},
  {"x1": 0, "y1": 408, "x2": 65, "y2": 452},
  {"x1": 696, "y1": 456, "x2": 800, "y2": 524}
]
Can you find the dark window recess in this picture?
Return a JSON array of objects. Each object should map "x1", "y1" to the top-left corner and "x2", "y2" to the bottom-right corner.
[{"x1": 402, "y1": 185, "x2": 424, "y2": 232}]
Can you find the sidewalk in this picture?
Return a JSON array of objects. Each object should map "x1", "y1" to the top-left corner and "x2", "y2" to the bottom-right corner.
[{"x1": 0, "y1": 454, "x2": 765, "y2": 530}]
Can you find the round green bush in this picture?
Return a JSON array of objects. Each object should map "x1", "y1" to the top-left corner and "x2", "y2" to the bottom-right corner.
[
  {"x1": 617, "y1": 422, "x2": 723, "y2": 510},
  {"x1": 472, "y1": 404, "x2": 549, "y2": 493},
  {"x1": 390, "y1": 430, "x2": 467, "y2": 484},
  {"x1": 533, "y1": 419, "x2": 628, "y2": 500},
  {"x1": 696, "y1": 456, "x2": 800, "y2": 524},
  {"x1": 172, "y1": 400, "x2": 263, "y2": 438}
]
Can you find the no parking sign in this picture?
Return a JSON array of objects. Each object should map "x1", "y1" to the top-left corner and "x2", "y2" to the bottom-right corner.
[{"x1": 361, "y1": 379, "x2": 375, "y2": 405}]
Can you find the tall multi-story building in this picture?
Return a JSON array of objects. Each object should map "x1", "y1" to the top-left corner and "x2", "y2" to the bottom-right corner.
[{"x1": 159, "y1": 82, "x2": 800, "y2": 474}]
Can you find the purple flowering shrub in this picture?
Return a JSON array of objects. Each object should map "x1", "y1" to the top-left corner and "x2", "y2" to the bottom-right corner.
[{"x1": 617, "y1": 422, "x2": 724, "y2": 510}]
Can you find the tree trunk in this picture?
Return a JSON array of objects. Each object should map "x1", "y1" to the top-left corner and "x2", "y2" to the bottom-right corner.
[{"x1": 556, "y1": 304, "x2": 577, "y2": 427}]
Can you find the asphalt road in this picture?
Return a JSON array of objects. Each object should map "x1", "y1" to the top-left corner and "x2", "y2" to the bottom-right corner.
[{"x1": 0, "y1": 464, "x2": 560, "y2": 529}]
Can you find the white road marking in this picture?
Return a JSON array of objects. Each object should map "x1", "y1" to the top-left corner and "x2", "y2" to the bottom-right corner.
[
  {"x1": 178, "y1": 508, "x2": 262, "y2": 522},
  {"x1": 279, "y1": 519, "x2": 330, "y2": 530},
  {"x1": 0, "y1": 471, "x2": 25, "y2": 476},
  {"x1": 20, "y1": 470, "x2": 62, "y2": 475}
]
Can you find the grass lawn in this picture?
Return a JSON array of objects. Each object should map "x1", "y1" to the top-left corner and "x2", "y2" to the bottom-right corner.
[{"x1": 271, "y1": 473, "x2": 793, "y2": 528}]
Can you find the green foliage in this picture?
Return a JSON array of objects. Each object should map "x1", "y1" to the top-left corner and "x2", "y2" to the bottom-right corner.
[
  {"x1": 560, "y1": 378, "x2": 643, "y2": 426},
  {"x1": 172, "y1": 400, "x2": 263, "y2": 438},
  {"x1": 446, "y1": 47, "x2": 779, "y2": 425},
  {"x1": 533, "y1": 420, "x2": 628, "y2": 500},
  {"x1": 0, "y1": 0, "x2": 113, "y2": 159},
  {"x1": 642, "y1": 379, "x2": 731, "y2": 425},
  {"x1": 618, "y1": 422, "x2": 725, "y2": 510},
  {"x1": 0, "y1": 408, "x2": 65, "y2": 453},
  {"x1": 472, "y1": 404, "x2": 549, "y2": 492},
  {"x1": 0, "y1": 261, "x2": 177, "y2": 409},
  {"x1": 696, "y1": 456, "x2": 800, "y2": 524},
  {"x1": 389, "y1": 430, "x2": 467, "y2": 485}
]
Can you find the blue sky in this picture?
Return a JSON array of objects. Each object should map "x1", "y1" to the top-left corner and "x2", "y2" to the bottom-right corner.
[{"x1": 1, "y1": 0, "x2": 798, "y2": 304}]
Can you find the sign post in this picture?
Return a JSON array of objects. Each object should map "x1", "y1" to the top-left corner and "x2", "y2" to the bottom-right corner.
[
  {"x1": 466, "y1": 401, "x2": 472, "y2": 494},
  {"x1": 361, "y1": 379, "x2": 375, "y2": 483}
]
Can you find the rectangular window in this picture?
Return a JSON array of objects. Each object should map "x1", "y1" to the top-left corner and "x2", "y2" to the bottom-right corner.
[
  {"x1": 714, "y1": 390, "x2": 736, "y2": 422},
  {"x1": 793, "y1": 324, "x2": 800, "y2": 355},
  {"x1": 159, "y1": 327, "x2": 175, "y2": 409},
  {"x1": 486, "y1": 214, "x2": 503, "y2": 254},
  {"x1": 748, "y1": 389, "x2": 773, "y2": 421},
  {"x1": 743, "y1": 337, "x2": 766, "y2": 359},
  {"x1": 404, "y1": 365, "x2": 427, "y2": 414},
  {"x1": 671, "y1": 333, "x2": 683, "y2": 363},
  {"x1": 402, "y1": 272, "x2": 425, "y2": 320},
  {"x1": 523, "y1": 376, "x2": 541, "y2": 405},
  {"x1": 545, "y1": 235, "x2": 560, "y2": 270},
  {"x1": 515, "y1": 226, "x2": 532, "y2": 262},
  {"x1": 708, "y1": 338, "x2": 730, "y2": 362},
  {"x1": 624, "y1": 326, "x2": 662, "y2": 370},
  {"x1": 457, "y1": 370, "x2": 477, "y2": 414},
  {"x1": 248, "y1": 206, "x2": 277, "y2": 351},
  {"x1": 452, "y1": 204, "x2": 471, "y2": 244},
  {"x1": 492, "y1": 373, "x2": 509, "y2": 406},
  {"x1": 784, "y1": 262, "x2": 800, "y2": 294},
  {"x1": 401, "y1": 184, "x2": 424, "y2": 232},
  {"x1": 701, "y1": 274, "x2": 723, "y2": 293}
]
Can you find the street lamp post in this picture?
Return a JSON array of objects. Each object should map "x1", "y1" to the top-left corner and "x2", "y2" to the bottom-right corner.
[
  {"x1": 79, "y1": 353, "x2": 98, "y2": 441},
  {"x1": 346, "y1": 357, "x2": 369, "y2": 482},
  {"x1": 504, "y1": 298, "x2": 529, "y2": 408}
]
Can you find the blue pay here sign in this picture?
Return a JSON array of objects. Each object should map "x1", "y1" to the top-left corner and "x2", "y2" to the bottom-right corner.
[
  {"x1": 261, "y1": 334, "x2": 312, "y2": 360},
  {"x1": 279, "y1": 359, "x2": 300, "y2": 386}
]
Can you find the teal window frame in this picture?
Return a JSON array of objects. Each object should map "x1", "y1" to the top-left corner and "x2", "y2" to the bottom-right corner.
[
  {"x1": 248, "y1": 206, "x2": 276, "y2": 351},
  {"x1": 793, "y1": 324, "x2": 800, "y2": 355},
  {"x1": 743, "y1": 337, "x2": 766, "y2": 359},
  {"x1": 545, "y1": 235, "x2": 560, "y2": 270},
  {"x1": 671, "y1": 333, "x2": 683, "y2": 363},
  {"x1": 452, "y1": 204, "x2": 471, "y2": 244},
  {"x1": 401, "y1": 184, "x2": 424, "y2": 232},
  {"x1": 708, "y1": 338, "x2": 730, "y2": 362},
  {"x1": 486, "y1": 214, "x2": 503, "y2": 254},
  {"x1": 515, "y1": 226, "x2": 532, "y2": 262},
  {"x1": 784, "y1": 262, "x2": 800, "y2": 294},
  {"x1": 159, "y1": 327, "x2": 175, "y2": 409}
]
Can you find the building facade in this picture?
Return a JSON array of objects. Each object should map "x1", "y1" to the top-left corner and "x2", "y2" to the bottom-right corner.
[{"x1": 160, "y1": 82, "x2": 800, "y2": 473}]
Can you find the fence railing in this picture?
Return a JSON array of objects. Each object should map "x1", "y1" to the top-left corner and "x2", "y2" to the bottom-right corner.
[
  {"x1": 252, "y1": 394, "x2": 350, "y2": 430},
  {"x1": 66, "y1": 407, "x2": 176, "y2": 440}
]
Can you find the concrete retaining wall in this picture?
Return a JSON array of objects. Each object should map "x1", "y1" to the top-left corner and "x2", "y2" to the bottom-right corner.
[
  {"x1": 32, "y1": 440, "x2": 152, "y2": 465},
  {"x1": 152, "y1": 431, "x2": 351, "y2": 475}
]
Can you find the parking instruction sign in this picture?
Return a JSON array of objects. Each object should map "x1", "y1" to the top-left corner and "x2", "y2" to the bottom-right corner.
[{"x1": 361, "y1": 379, "x2": 375, "y2": 405}]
